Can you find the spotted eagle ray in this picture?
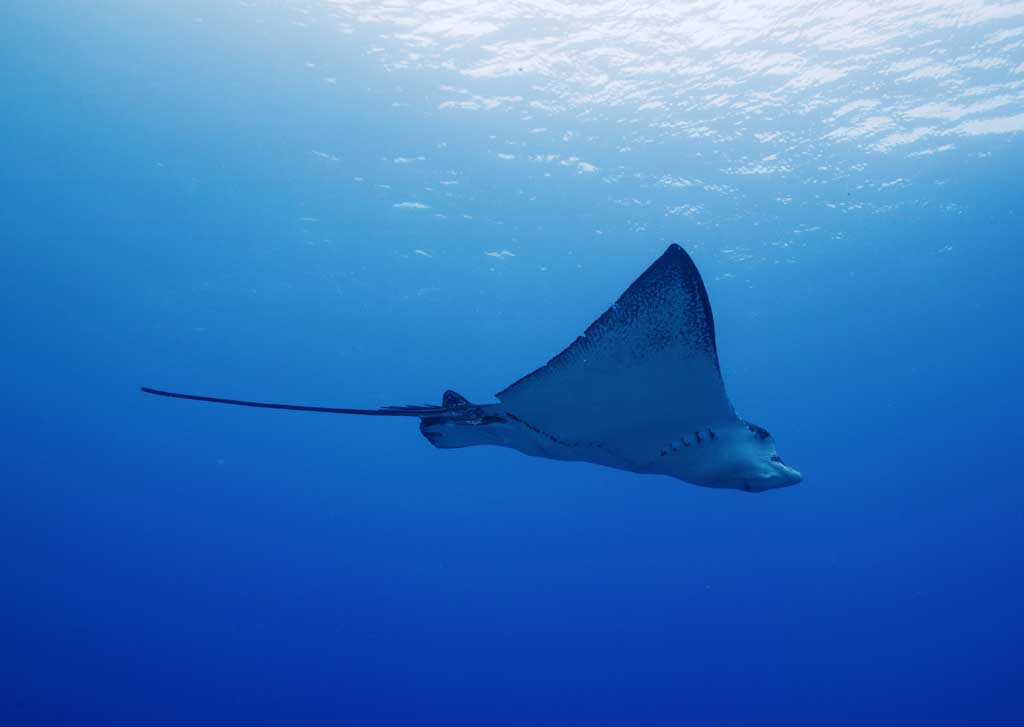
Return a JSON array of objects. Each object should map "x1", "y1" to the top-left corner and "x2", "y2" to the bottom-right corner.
[{"x1": 143, "y1": 244, "x2": 802, "y2": 492}]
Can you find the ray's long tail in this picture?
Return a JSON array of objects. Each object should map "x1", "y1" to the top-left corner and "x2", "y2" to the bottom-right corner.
[
  {"x1": 139, "y1": 386, "x2": 465, "y2": 417},
  {"x1": 141, "y1": 386, "x2": 500, "y2": 451}
]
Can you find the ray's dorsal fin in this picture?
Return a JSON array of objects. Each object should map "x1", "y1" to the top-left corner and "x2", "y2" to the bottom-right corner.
[
  {"x1": 495, "y1": 244, "x2": 738, "y2": 446},
  {"x1": 442, "y1": 390, "x2": 471, "y2": 408}
]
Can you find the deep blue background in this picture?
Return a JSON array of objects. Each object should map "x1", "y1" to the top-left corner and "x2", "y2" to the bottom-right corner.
[{"x1": 3, "y1": 3, "x2": 1023, "y2": 725}]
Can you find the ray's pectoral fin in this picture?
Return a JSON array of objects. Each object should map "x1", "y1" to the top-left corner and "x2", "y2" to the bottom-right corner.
[{"x1": 495, "y1": 244, "x2": 740, "y2": 454}]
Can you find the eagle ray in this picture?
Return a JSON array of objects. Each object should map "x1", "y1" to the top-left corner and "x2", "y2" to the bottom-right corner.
[{"x1": 142, "y1": 245, "x2": 802, "y2": 492}]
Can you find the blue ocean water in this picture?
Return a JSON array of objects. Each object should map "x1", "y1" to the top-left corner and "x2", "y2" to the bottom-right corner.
[{"x1": 4, "y1": 1, "x2": 1024, "y2": 724}]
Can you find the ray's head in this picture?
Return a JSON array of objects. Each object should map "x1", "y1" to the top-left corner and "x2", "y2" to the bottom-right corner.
[{"x1": 727, "y1": 421, "x2": 803, "y2": 493}]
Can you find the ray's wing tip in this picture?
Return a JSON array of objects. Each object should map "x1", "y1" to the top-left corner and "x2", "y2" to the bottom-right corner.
[{"x1": 662, "y1": 243, "x2": 694, "y2": 263}]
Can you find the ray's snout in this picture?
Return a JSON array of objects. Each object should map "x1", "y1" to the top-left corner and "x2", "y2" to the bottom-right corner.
[
  {"x1": 741, "y1": 460, "x2": 803, "y2": 492},
  {"x1": 766, "y1": 449, "x2": 802, "y2": 489},
  {"x1": 779, "y1": 464, "x2": 803, "y2": 486},
  {"x1": 767, "y1": 461, "x2": 803, "y2": 490}
]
